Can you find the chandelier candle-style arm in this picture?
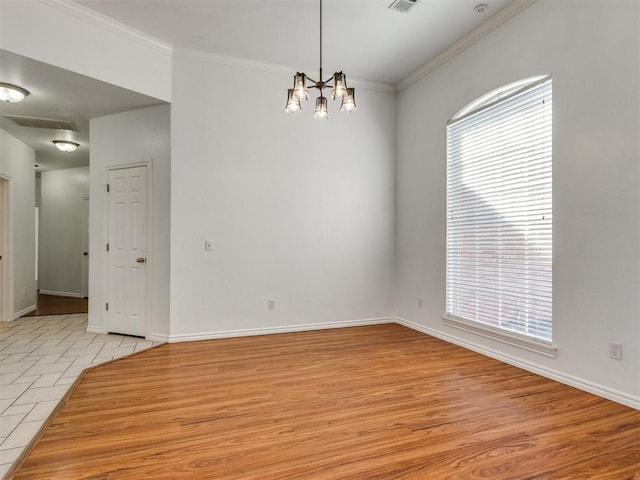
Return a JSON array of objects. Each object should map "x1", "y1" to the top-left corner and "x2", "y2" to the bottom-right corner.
[{"x1": 284, "y1": 0, "x2": 356, "y2": 118}]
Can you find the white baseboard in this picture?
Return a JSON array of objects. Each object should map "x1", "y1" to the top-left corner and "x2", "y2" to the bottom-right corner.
[
  {"x1": 13, "y1": 305, "x2": 37, "y2": 319},
  {"x1": 86, "y1": 324, "x2": 107, "y2": 334},
  {"x1": 395, "y1": 317, "x2": 640, "y2": 411},
  {"x1": 39, "y1": 290, "x2": 83, "y2": 298},
  {"x1": 168, "y1": 317, "x2": 394, "y2": 343},
  {"x1": 147, "y1": 333, "x2": 170, "y2": 343}
]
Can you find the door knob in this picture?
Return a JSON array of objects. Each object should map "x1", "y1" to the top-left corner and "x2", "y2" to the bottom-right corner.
[
  {"x1": 136, "y1": 257, "x2": 146, "y2": 264},
  {"x1": 83, "y1": 252, "x2": 88, "y2": 256}
]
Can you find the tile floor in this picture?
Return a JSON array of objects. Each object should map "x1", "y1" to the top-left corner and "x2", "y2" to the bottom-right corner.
[{"x1": 0, "y1": 313, "x2": 162, "y2": 479}]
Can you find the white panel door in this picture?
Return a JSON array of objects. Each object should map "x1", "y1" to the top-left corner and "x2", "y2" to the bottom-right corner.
[{"x1": 107, "y1": 166, "x2": 147, "y2": 337}]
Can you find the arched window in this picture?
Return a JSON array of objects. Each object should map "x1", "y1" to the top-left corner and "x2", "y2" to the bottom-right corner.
[{"x1": 445, "y1": 76, "x2": 553, "y2": 352}]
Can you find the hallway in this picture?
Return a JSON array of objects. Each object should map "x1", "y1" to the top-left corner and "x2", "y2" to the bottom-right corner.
[{"x1": 21, "y1": 294, "x2": 88, "y2": 318}]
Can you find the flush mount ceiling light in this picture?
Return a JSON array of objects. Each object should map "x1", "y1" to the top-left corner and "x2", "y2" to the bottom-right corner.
[
  {"x1": 52, "y1": 140, "x2": 80, "y2": 152},
  {"x1": 0, "y1": 82, "x2": 30, "y2": 103},
  {"x1": 285, "y1": 0, "x2": 356, "y2": 119}
]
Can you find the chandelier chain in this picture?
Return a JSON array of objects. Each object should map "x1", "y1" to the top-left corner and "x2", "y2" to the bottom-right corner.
[{"x1": 319, "y1": 0, "x2": 323, "y2": 85}]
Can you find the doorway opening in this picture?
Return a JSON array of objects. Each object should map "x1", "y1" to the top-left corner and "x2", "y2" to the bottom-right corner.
[{"x1": 27, "y1": 168, "x2": 90, "y2": 317}]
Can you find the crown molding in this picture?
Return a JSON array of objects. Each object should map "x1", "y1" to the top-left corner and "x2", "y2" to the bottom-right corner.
[
  {"x1": 175, "y1": 47, "x2": 292, "y2": 75},
  {"x1": 42, "y1": 0, "x2": 173, "y2": 55},
  {"x1": 174, "y1": 47, "x2": 396, "y2": 94},
  {"x1": 397, "y1": 0, "x2": 536, "y2": 92},
  {"x1": 348, "y1": 78, "x2": 396, "y2": 95}
]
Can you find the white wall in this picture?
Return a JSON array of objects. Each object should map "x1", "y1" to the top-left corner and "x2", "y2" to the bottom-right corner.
[
  {"x1": 0, "y1": 0, "x2": 172, "y2": 101},
  {"x1": 89, "y1": 104, "x2": 171, "y2": 339},
  {"x1": 38, "y1": 166, "x2": 89, "y2": 296},
  {"x1": 395, "y1": 0, "x2": 640, "y2": 407},
  {"x1": 0, "y1": 129, "x2": 36, "y2": 319},
  {"x1": 169, "y1": 51, "x2": 396, "y2": 339}
]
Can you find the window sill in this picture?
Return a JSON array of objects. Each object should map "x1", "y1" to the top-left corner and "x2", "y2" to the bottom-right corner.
[{"x1": 442, "y1": 315, "x2": 557, "y2": 358}]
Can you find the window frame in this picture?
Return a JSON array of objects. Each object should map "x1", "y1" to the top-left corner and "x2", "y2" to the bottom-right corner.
[{"x1": 443, "y1": 75, "x2": 556, "y2": 358}]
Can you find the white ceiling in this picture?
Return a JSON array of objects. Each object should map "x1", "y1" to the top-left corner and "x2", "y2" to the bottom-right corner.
[
  {"x1": 76, "y1": 0, "x2": 511, "y2": 85},
  {"x1": 2, "y1": 0, "x2": 513, "y2": 171}
]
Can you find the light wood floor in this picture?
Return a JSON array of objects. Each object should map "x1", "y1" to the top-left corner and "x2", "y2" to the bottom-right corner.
[
  {"x1": 22, "y1": 294, "x2": 88, "y2": 317},
  {"x1": 8, "y1": 324, "x2": 640, "y2": 479}
]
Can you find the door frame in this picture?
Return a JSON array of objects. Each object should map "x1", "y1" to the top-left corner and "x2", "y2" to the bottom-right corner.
[
  {"x1": 80, "y1": 196, "x2": 89, "y2": 298},
  {"x1": 0, "y1": 175, "x2": 13, "y2": 322},
  {"x1": 102, "y1": 161, "x2": 153, "y2": 337}
]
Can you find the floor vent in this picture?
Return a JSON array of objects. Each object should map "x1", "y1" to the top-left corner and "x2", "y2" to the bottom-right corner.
[
  {"x1": 3, "y1": 114, "x2": 78, "y2": 131},
  {"x1": 388, "y1": 0, "x2": 419, "y2": 13}
]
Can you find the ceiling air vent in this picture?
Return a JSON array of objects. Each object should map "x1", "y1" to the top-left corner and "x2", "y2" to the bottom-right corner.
[
  {"x1": 389, "y1": 0, "x2": 419, "y2": 13},
  {"x1": 3, "y1": 114, "x2": 78, "y2": 131}
]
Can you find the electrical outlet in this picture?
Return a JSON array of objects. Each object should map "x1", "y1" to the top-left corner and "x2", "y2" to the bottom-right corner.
[
  {"x1": 609, "y1": 342, "x2": 622, "y2": 361},
  {"x1": 267, "y1": 299, "x2": 275, "y2": 310},
  {"x1": 417, "y1": 298, "x2": 423, "y2": 308}
]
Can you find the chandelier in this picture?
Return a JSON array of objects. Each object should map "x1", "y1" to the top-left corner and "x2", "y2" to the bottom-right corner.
[{"x1": 285, "y1": 0, "x2": 356, "y2": 118}]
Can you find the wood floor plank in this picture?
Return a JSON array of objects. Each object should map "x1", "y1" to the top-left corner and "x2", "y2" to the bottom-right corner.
[
  {"x1": 8, "y1": 324, "x2": 640, "y2": 479},
  {"x1": 21, "y1": 294, "x2": 88, "y2": 317}
]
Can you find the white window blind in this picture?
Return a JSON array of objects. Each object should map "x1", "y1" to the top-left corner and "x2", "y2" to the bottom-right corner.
[{"x1": 446, "y1": 77, "x2": 552, "y2": 342}]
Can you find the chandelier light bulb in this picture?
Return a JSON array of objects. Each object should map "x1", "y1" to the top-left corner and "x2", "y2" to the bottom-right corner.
[
  {"x1": 293, "y1": 73, "x2": 308, "y2": 101},
  {"x1": 340, "y1": 88, "x2": 357, "y2": 113},
  {"x1": 332, "y1": 72, "x2": 347, "y2": 99},
  {"x1": 313, "y1": 96, "x2": 329, "y2": 120},
  {"x1": 285, "y1": 89, "x2": 301, "y2": 114},
  {"x1": 0, "y1": 82, "x2": 30, "y2": 103}
]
